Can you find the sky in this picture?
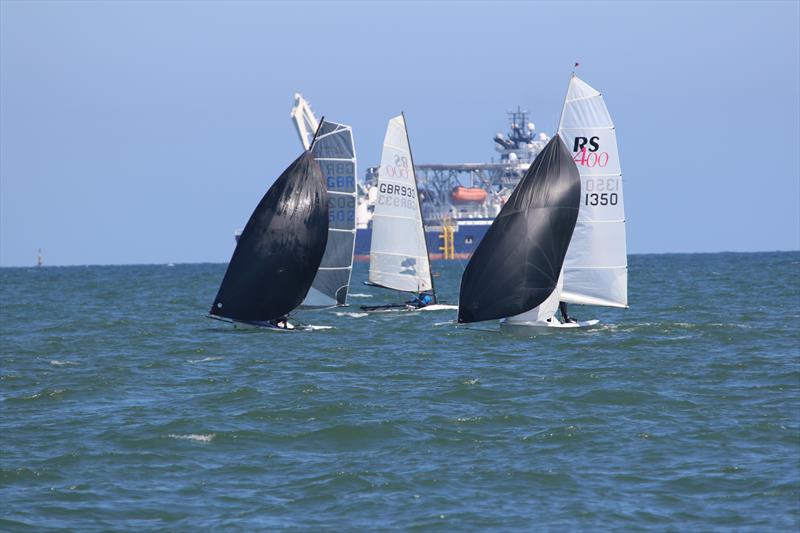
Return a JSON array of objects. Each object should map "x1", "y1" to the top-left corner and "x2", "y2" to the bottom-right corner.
[{"x1": 1, "y1": 0, "x2": 798, "y2": 266}]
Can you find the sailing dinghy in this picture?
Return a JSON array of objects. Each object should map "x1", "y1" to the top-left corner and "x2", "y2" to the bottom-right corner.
[
  {"x1": 501, "y1": 74, "x2": 627, "y2": 329},
  {"x1": 361, "y1": 114, "x2": 439, "y2": 312},
  {"x1": 208, "y1": 150, "x2": 329, "y2": 331},
  {"x1": 457, "y1": 134, "x2": 581, "y2": 326}
]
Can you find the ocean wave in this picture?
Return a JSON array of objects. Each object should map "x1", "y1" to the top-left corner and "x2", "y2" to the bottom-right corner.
[
  {"x1": 49, "y1": 360, "x2": 78, "y2": 366},
  {"x1": 167, "y1": 433, "x2": 215, "y2": 443},
  {"x1": 188, "y1": 356, "x2": 224, "y2": 364},
  {"x1": 335, "y1": 312, "x2": 368, "y2": 318},
  {"x1": 347, "y1": 293, "x2": 372, "y2": 298}
]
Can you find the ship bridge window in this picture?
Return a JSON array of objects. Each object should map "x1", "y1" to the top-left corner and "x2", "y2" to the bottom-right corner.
[{"x1": 464, "y1": 236, "x2": 474, "y2": 244}]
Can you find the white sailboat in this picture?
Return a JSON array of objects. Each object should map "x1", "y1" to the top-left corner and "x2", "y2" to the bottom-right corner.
[
  {"x1": 361, "y1": 113, "x2": 438, "y2": 311},
  {"x1": 503, "y1": 74, "x2": 627, "y2": 329}
]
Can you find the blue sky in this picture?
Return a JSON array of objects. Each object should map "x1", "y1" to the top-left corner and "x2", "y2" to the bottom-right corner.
[{"x1": 1, "y1": 0, "x2": 798, "y2": 266}]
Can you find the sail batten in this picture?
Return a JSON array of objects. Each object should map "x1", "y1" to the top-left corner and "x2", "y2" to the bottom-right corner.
[
  {"x1": 301, "y1": 119, "x2": 357, "y2": 308},
  {"x1": 559, "y1": 75, "x2": 628, "y2": 308},
  {"x1": 367, "y1": 115, "x2": 434, "y2": 295}
]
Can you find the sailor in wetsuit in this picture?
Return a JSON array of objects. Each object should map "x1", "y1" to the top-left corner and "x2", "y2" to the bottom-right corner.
[
  {"x1": 559, "y1": 301, "x2": 577, "y2": 324},
  {"x1": 407, "y1": 293, "x2": 433, "y2": 309}
]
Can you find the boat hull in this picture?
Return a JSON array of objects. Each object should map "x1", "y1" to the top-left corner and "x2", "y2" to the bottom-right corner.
[{"x1": 500, "y1": 318, "x2": 600, "y2": 331}]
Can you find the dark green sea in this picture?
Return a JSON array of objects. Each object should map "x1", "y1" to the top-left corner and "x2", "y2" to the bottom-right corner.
[{"x1": 1, "y1": 252, "x2": 798, "y2": 530}]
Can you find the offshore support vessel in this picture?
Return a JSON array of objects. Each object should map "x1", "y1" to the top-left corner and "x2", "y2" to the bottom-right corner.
[{"x1": 289, "y1": 94, "x2": 552, "y2": 261}]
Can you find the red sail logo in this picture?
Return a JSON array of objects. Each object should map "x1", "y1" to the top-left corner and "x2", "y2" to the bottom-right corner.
[{"x1": 572, "y1": 136, "x2": 609, "y2": 168}]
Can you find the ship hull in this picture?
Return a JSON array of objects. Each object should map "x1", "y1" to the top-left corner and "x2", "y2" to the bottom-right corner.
[{"x1": 353, "y1": 219, "x2": 492, "y2": 261}]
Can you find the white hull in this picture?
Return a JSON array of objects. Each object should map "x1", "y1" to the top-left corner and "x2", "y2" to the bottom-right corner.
[
  {"x1": 206, "y1": 314, "x2": 318, "y2": 332},
  {"x1": 500, "y1": 317, "x2": 600, "y2": 331},
  {"x1": 416, "y1": 304, "x2": 459, "y2": 312}
]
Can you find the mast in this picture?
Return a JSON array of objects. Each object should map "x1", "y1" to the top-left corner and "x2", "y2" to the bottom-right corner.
[
  {"x1": 308, "y1": 115, "x2": 325, "y2": 150},
  {"x1": 402, "y1": 112, "x2": 437, "y2": 303}
]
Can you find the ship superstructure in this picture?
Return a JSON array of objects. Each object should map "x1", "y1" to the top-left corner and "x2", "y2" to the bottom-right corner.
[{"x1": 351, "y1": 105, "x2": 550, "y2": 259}]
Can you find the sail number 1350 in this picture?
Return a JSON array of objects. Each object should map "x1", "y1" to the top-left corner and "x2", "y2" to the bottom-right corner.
[{"x1": 584, "y1": 177, "x2": 620, "y2": 207}]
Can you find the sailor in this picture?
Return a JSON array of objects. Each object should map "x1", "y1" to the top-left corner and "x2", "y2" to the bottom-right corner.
[
  {"x1": 270, "y1": 316, "x2": 291, "y2": 329},
  {"x1": 559, "y1": 302, "x2": 577, "y2": 324},
  {"x1": 407, "y1": 292, "x2": 433, "y2": 309}
]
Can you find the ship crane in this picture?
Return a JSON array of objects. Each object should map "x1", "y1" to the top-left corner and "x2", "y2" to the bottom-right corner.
[{"x1": 290, "y1": 93, "x2": 319, "y2": 150}]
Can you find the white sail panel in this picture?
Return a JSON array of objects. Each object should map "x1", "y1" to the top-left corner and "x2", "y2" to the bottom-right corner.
[
  {"x1": 505, "y1": 273, "x2": 563, "y2": 324},
  {"x1": 368, "y1": 115, "x2": 432, "y2": 293},
  {"x1": 559, "y1": 75, "x2": 628, "y2": 308},
  {"x1": 302, "y1": 120, "x2": 357, "y2": 308}
]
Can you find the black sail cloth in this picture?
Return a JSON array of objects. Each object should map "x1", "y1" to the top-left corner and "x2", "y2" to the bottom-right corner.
[
  {"x1": 210, "y1": 151, "x2": 329, "y2": 322},
  {"x1": 458, "y1": 135, "x2": 581, "y2": 323}
]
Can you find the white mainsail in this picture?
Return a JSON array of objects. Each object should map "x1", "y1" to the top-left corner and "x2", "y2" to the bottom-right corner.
[
  {"x1": 558, "y1": 75, "x2": 628, "y2": 309},
  {"x1": 302, "y1": 120, "x2": 357, "y2": 308},
  {"x1": 368, "y1": 114, "x2": 433, "y2": 293}
]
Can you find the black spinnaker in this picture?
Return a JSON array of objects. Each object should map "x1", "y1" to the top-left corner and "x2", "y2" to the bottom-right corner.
[
  {"x1": 457, "y1": 134, "x2": 581, "y2": 324},
  {"x1": 210, "y1": 151, "x2": 329, "y2": 323}
]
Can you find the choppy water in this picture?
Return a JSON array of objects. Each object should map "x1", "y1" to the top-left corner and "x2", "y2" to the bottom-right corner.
[{"x1": 1, "y1": 252, "x2": 798, "y2": 530}]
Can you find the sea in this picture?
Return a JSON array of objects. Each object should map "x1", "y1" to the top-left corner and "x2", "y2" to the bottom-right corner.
[{"x1": 1, "y1": 251, "x2": 798, "y2": 531}]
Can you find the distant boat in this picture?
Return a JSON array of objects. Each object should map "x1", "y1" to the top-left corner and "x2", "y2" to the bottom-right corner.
[
  {"x1": 361, "y1": 114, "x2": 437, "y2": 311},
  {"x1": 457, "y1": 134, "x2": 581, "y2": 325},
  {"x1": 300, "y1": 119, "x2": 357, "y2": 308},
  {"x1": 36, "y1": 249, "x2": 43, "y2": 267},
  {"x1": 209, "y1": 150, "x2": 329, "y2": 330}
]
